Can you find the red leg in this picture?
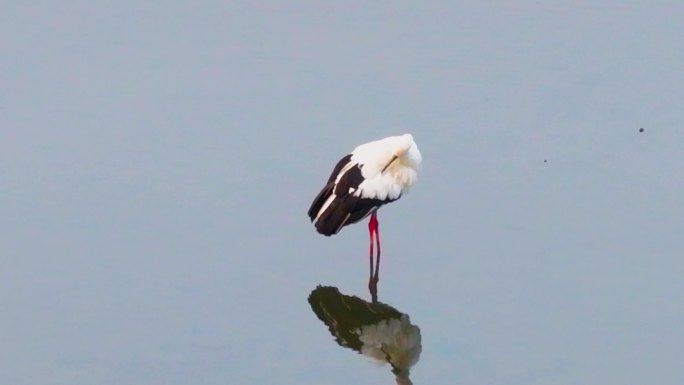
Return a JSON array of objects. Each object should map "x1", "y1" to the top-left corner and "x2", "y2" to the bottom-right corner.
[
  {"x1": 368, "y1": 215, "x2": 375, "y2": 286},
  {"x1": 373, "y1": 216, "x2": 380, "y2": 286},
  {"x1": 368, "y1": 212, "x2": 379, "y2": 303}
]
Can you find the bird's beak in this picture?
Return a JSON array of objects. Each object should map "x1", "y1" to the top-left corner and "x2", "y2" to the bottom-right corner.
[{"x1": 381, "y1": 155, "x2": 398, "y2": 172}]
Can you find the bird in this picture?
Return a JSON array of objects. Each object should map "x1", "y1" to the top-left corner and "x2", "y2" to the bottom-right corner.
[{"x1": 307, "y1": 134, "x2": 422, "y2": 301}]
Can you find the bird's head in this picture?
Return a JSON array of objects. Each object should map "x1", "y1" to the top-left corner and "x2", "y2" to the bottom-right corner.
[
  {"x1": 391, "y1": 134, "x2": 414, "y2": 158},
  {"x1": 392, "y1": 134, "x2": 422, "y2": 170}
]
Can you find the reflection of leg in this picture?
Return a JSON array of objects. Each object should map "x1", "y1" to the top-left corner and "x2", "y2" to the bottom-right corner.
[
  {"x1": 368, "y1": 212, "x2": 379, "y2": 303},
  {"x1": 368, "y1": 277, "x2": 378, "y2": 304}
]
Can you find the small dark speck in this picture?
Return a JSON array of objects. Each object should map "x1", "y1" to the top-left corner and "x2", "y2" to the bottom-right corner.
[
  {"x1": 639, "y1": 128, "x2": 644, "y2": 132},
  {"x1": 544, "y1": 159, "x2": 547, "y2": 163}
]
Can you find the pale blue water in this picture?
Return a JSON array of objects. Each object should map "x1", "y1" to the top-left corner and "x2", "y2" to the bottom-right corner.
[{"x1": 2, "y1": 2, "x2": 684, "y2": 384}]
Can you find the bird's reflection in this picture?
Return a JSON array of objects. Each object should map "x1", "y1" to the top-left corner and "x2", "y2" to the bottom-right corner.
[{"x1": 308, "y1": 285, "x2": 421, "y2": 384}]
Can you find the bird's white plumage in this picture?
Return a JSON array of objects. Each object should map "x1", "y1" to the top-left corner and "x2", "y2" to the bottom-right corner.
[{"x1": 350, "y1": 134, "x2": 422, "y2": 201}]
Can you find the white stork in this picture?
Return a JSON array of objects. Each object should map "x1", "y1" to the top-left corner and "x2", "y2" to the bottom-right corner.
[{"x1": 307, "y1": 134, "x2": 422, "y2": 301}]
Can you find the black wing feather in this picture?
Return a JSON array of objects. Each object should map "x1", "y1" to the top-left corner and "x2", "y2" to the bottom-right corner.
[
  {"x1": 307, "y1": 154, "x2": 353, "y2": 222},
  {"x1": 326, "y1": 154, "x2": 353, "y2": 184},
  {"x1": 308, "y1": 154, "x2": 398, "y2": 236}
]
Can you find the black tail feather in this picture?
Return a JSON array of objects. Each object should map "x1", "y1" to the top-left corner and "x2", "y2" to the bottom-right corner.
[
  {"x1": 314, "y1": 194, "x2": 387, "y2": 236},
  {"x1": 314, "y1": 197, "x2": 351, "y2": 236},
  {"x1": 307, "y1": 183, "x2": 333, "y2": 222}
]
